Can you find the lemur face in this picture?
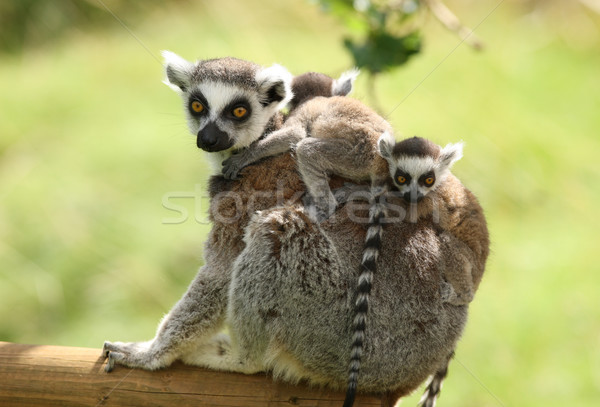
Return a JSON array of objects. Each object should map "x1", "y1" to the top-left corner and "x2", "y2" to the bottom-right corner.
[
  {"x1": 378, "y1": 134, "x2": 463, "y2": 204},
  {"x1": 391, "y1": 155, "x2": 439, "y2": 203},
  {"x1": 185, "y1": 81, "x2": 269, "y2": 152},
  {"x1": 162, "y1": 51, "x2": 292, "y2": 153}
]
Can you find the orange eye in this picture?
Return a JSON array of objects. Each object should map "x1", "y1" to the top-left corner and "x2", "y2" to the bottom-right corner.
[
  {"x1": 232, "y1": 106, "x2": 248, "y2": 118},
  {"x1": 425, "y1": 177, "x2": 435, "y2": 186},
  {"x1": 191, "y1": 100, "x2": 204, "y2": 113},
  {"x1": 397, "y1": 176, "x2": 407, "y2": 184}
]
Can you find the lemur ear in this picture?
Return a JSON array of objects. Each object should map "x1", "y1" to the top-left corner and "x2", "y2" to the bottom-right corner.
[
  {"x1": 256, "y1": 64, "x2": 293, "y2": 108},
  {"x1": 332, "y1": 68, "x2": 359, "y2": 96},
  {"x1": 377, "y1": 131, "x2": 396, "y2": 160},
  {"x1": 439, "y1": 142, "x2": 464, "y2": 170},
  {"x1": 162, "y1": 50, "x2": 194, "y2": 93}
]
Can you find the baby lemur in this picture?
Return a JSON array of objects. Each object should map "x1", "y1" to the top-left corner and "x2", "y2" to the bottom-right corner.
[
  {"x1": 378, "y1": 135, "x2": 483, "y2": 306},
  {"x1": 222, "y1": 94, "x2": 392, "y2": 223},
  {"x1": 378, "y1": 136, "x2": 488, "y2": 406}
]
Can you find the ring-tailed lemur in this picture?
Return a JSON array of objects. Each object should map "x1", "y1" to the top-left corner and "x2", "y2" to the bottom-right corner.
[
  {"x1": 103, "y1": 52, "x2": 489, "y2": 407},
  {"x1": 377, "y1": 135, "x2": 485, "y2": 407},
  {"x1": 339, "y1": 134, "x2": 481, "y2": 407},
  {"x1": 378, "y1": 136, "x2": 486, "y2": 306}
]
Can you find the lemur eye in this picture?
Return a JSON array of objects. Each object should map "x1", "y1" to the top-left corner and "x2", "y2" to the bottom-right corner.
[
  {"x1": 424, "y1": 177, "x2": 435, "y2": 186},
  {"x1": 397, "y1": 176, "x2": 407, "y2": 184},
  {"x1": 191, "y1": 100, "x2": 204, "y2": 113},
  {"x1": 232, "y1": 106, "x2": 248, "y2": 119}
]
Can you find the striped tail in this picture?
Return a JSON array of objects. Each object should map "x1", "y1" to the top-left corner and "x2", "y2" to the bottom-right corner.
[
  {"x1": 418, "y1": 352, "x2": 454, "y2": 407},
  {"x1": 343, "y1": 189, "x2": 386, "y2": 407}
]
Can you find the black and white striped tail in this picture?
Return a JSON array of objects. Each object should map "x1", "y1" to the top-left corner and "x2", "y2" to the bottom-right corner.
[
  {"x1": 418, "y1": 352, "x2": 454, "y2": 407},
  {"x1": 343, "y1": 189, "x2": 386, "y2": 407}
]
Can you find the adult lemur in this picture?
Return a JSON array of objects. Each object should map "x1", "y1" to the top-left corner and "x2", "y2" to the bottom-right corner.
[{"x1": 103, "y1": 52, "x2": 489, "y2": 407}]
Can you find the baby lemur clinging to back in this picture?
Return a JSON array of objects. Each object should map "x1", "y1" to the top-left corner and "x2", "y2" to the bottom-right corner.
[
  {"x1": 377, "y1": 136, "x2": 484, "y2": 305},
  {"x1": 222, "y1": 94, "x2": 392, "y2": 222},
  {"x1": 377, "y1": 136, "x2": 488, "y2": 407}
]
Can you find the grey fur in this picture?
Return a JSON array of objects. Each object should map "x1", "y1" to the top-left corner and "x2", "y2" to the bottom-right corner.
[
  {"x1": 221, "y1": 93, "x2": 393, "y2": 406},
  {"x1": 103, "y1": 53, "x2": 489, "y2": 407}
]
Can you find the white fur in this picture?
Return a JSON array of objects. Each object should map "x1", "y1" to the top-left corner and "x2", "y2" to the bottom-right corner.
[
  {"x1": 332, "y1": 68, "x2": 360, "y2": 96},
  {"x1": 189, "y1": 82, "x2": 274, "y2": 152},
  {"x1": 366, "y1": 225, "x2": 382, "y2": 241},
  {"x1": 362, "y1": 247, "x2": 379, "y2": 262},
  {"x1": 377, "y1": 131, "x2": 396, "y2": 161},
  {"x1": 394, "y1": 156, "x2": 437, "y2": 179},
  {"x1": 161, "y1": 50, "x2": 194, "y2": 92},
  {"x1": 255, "y1": 64, "x2": 293, "y2": 110},
  {"x1": 440, "y1": 142, "x2": 464, "y2": 169},
  {"x1": 196, "y1": 82, "x2": 256, "y2": 122}
]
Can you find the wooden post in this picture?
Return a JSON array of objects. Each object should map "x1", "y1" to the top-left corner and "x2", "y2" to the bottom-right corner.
[{"x1": 0, "y1": 342, "x2": 383, "y2": 406}]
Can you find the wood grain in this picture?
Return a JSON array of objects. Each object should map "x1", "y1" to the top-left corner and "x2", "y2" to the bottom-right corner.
[{"x1": 0, "y1": 342, "x2": 383, "y2": 406}]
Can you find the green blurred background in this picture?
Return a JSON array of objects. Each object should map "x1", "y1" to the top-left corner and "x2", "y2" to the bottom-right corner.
[{"x1": 1, "y1": 0, "x2": 599, "y2": 405}]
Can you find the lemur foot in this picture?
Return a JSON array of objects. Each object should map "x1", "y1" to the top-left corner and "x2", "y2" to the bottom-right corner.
[
  {"x1": 102, "y1": 340, "x2": 165, "y2": 372},
  {"x1": 222, "y1": 150, "x2": 254, "y2": 180}
]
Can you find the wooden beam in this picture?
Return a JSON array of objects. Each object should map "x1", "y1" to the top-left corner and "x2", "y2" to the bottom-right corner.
[{"x1": 0, "y1": 342, "x2": 383, "y2": 406}]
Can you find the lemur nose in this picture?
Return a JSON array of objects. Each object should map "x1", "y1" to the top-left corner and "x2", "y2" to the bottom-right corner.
[
  {"x1": 402, "y1": 191, "x2": 423, "y2": 204},
  {"x1": 197, "y1": 122, "x2": 229, "y2": 151}
]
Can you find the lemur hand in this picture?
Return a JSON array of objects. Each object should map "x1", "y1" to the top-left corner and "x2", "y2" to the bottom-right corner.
[{"x1": 222, "y1": 150, "x2": 254, "y2": 180}]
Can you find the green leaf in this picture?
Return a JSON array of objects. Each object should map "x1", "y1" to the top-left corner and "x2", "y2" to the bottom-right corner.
[{"x1": 343, "y1": 30, "x2": 422, "y2": 74}]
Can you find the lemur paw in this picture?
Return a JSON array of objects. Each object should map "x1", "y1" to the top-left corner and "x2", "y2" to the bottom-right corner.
[
  {"x1": 102, "y1": 340, "x2": 161, "y2": 372},
  {"x1": 222, "y1": 151, "x2": 252, "y2": 180}
]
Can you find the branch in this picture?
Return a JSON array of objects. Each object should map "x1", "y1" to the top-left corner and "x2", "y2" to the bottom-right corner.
[
  {"x1": 0, "y1": 341, "x2": 383, "y2": 406},
  {"x1": 423, "y1": 0, "x2": 485, "y2": 50}
]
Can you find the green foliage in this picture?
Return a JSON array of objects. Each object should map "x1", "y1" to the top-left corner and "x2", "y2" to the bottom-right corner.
[
  {"x1": 317, "y1": 0, "x2": 423, "y2": 74},
  {"x1": 343, "y1": 30, "x2": 421, "y2": 74}
]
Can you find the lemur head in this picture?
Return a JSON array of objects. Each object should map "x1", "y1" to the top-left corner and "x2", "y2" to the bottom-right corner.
[
  {"x1": 288, "y1": 69, "x2": 359, "y2": 111},
  {"x1": 162, "y1": 51, "x2": 293, "y2": 153},
  {"x1": 378, "y1": 134, "x2": 463, "y2": 204}
]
